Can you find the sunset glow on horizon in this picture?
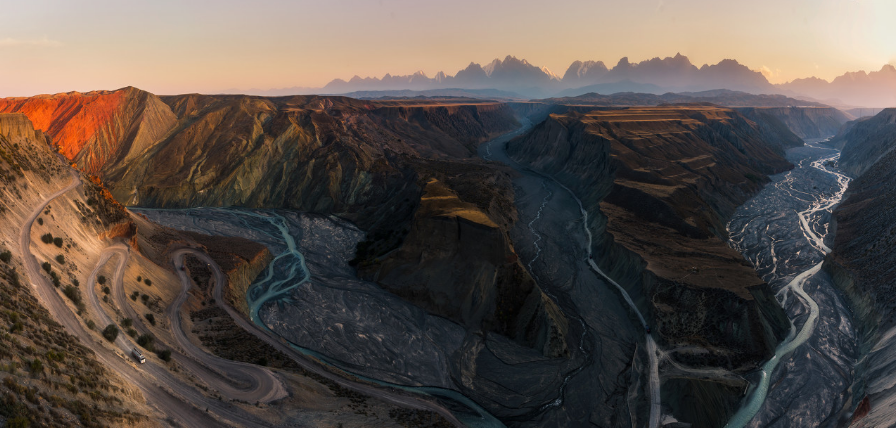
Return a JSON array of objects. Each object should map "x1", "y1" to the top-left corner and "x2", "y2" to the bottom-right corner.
[{"x1": 1, "y1": 0, "x2": 894, "y2": 97}]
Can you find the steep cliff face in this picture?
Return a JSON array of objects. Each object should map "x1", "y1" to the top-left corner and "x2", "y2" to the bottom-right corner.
[
  {"x1": 366, "y1": 179, "x2": 568, "y2": 357},
  {"x1": 735, "y1": 107, "x2": 850, "y2": 141},
  {"x1": 825, "y1": 135, "x2": 896, "y2": 426},
  {"x1": 507, "y1": 106, "x2": 794, "y2": 367},
  {"x1": 823, "y1": 116, "x2": 871, "y2": 149},
  {"x1": 0, "y1": 87, "x2": 177, "y2": 174},
  {"x1": 836, "y1": 108, "x2": 896, "y2": 176}
]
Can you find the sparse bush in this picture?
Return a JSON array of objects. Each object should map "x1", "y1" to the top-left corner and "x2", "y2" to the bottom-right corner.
[
  {"x1": 102, "y1": 324, "x2": 119, "y2": 342},
  {"x1": 72, "y1": 278, "x2": 79, "y2": 287},
  {"x1": 144, "y1": 313, "x2": 155, "y2": 326},
  {"x1": 41, "y1": 233, "x2": 53, "y2": 244},
  {"x1": 28, "y1": 358, "x2": 42, "y2": 374},
  {"x1": 144, "y1": 278, "x2": 152, "y2": 286},
  {"x1": 97, "y1": 275, "x2": 106, "y2": 285},
  {"x1": 140, "y1": 294, "x2": 149, "y2": 304},
  {"x1": 127, "y1": 328, "x2": 137, "y2": 338},
  {"x1": 55, "y1": 254, "x2": 64, "y2": 264},
  {"x1": 86, "y1": 320, "x2": 95, "y2": 330},
  {"x1": 49, "y1": 272, "x2": 59, "y2": 287},
  {"x1": 41, "y1": 262, "x2": 51, "y2": 273},
  {"x1": 63, "y1": 285, "x2": 82, "y2": 306},
  {"x1": 10, "y1": 321, "x2": 23, "y2": 333},
  {"x1": 136, "y1": 276, "x2": 141, "y2": 282},
  {"x1": 102, "y1": 295, "x2": 108, "y2": 303},
  {"x1": 121, "y1": 318, "x2": 132, "y2": 328},
  {"x1": 37, "y1": 217, "x2": 43, "y2": 225},
  {"x1": 130, "y1": 291, "x2": 139, "y2": 301},
  {"x1": 0, "y1": 250, "x2": 11, "y2": 263},
  {"x1": 7, "y1": 416, "x2": 29, "y2": 428},
  {"x1": 156, "y1": 349, "x2": 171, "y2": 362},
  {"x1": 137, "y1": 334, "x2": 154, "y2": 351},
  {"x1": 53, "y1": 237, "x2": 63, "y2": 247},
  {"x1": 102, "y1": 286, "x2": 110, "y2": 295}
]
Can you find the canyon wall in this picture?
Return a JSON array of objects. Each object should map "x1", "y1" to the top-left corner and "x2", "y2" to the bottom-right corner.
[
  {"x1": 506, "y1": 106, "x2": 795, "y2": 425},
  {"x1": 835, "y1": 108, "x2": 896, "y2": 176},
  {"x1": 735, "y1": 106, "x2": 850, "y2": 141},
  {"x1": 824, "y1": 110, "x2": 896, "y2": 426}
]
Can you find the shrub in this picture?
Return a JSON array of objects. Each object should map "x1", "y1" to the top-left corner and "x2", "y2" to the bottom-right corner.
[
  {"x1": 6, "y1": 416, "x2": 29, "y2": 428},
  {"x1": 130, "y1": 291, "x2": 139, "y2": 301},
  {"x1": 72, "y1": 278, "x2": 79, "y2": 287},
  {"x1": 144, "y1": 313, "x2": 156, "y2": 326},
  {"x1": 137, "y1": 334, "x2": 154, "y2": 351},
  {"x1": 102, "y1": 295, "x2": 108, "y2": 303},
  {"x1": 121, "y1": 318, "x2": 132, "y2": 328},
  {"x1": 10, "y1": 321, "x2": 23, "y2": 333},
  {"x1": 53, "y1": 237, "x2": 63, "y2": 248},
  {"x1": 37, "y1": 217, "x2": 43, "y2": 225},
  {"x1": 86, "y1": 197, "x2": 96, "y2": 206},
  {"x1": 0, "y1": 251, "x2": 11, "y2": 263},
  {"x1": 102, "y1": 324, "x2": 119, "y2": 342},
  {"x1": 127, "y1": 328, "x2": 137, "y2": 338},
  {"x1": 41, "y1": 262, "x2": 51, "y2": 273},
  {"x1": 55, "y1": 254, "x2": 64, "y2": 264},
  {"x1": 86, "y1": 320, "x2": 95, "y2": 330},
  {"x1": 49, "y1": 272, "x2": 59, "y2": 287},
  {"x1": 97, "y1": 275, "x2": 106, "y2": 285},
  {"x1": 62, "y1": 285, "x2": 82, "y2": 306},
  {"x1": 102, "y1": 286, "x2": 110, "y2": 295},
  {"x1": 41, "y1": 233, "x2": 53, "y2": 244},
  {"x1": 28, "y1": 358, "x2": 42, "y2": 374},
  {"x1": 141, "y1": 294, "x2": 149, "y2": 304},
  {"x1": 144, "y1": 278, "x2": 152, "y2": 286},
  {"x1": 156, "y1": 349, "x2": 171, "y2": 362},
  {"x1": 136, "y1": 276, "x2": 141, "y2": 282}
]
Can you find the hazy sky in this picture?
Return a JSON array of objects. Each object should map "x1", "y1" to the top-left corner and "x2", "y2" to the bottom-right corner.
[{"x1": 1, "y1": 0, "x2": 894, "y2": 96}]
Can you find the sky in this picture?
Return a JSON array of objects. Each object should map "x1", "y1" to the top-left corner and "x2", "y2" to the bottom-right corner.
[{"x1": 1, "y1": 0, "x2": 894, "y2": 97}]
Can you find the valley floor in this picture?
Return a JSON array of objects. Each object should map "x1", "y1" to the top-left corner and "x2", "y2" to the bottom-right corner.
[{"x1": 726, "y1": 141, "x2": 856, "y2": 427}]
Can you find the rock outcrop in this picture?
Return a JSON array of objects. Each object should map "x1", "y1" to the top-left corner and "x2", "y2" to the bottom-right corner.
[
  {"x1": 834, "y1": 108, "x2": 896, "y2": 176},
  {"x1": 366, "y1": 179, "x2": 568, "y2": 357}
]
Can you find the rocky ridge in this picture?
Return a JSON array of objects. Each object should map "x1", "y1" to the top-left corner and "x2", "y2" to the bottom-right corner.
[{"x1": 824, "y1": 109, "x2": 896, "y2": 426}]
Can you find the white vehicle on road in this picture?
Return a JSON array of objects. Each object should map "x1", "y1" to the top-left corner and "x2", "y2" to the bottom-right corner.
[{"x1": 132, "y1": 348, "x2": 146, "y2": 364}]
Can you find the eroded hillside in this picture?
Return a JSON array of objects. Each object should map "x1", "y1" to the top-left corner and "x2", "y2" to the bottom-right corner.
[
  {"x1": 506, "y1": 105, "x2": 796, "y2": 424},
  {"x1": 824, "y1": 109, "x2": 896, "y2": 426}
]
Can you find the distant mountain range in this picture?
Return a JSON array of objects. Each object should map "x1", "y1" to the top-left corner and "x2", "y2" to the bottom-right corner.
[
  {"x1": 226, "y1": 54, "x2": 896, "y2": 108},
  {"x1": 777, "y1": 65, "x2": 896, "y2": 108},
  {"x1": 317, "y1": 54, "x2": 774, "y2": 99}
]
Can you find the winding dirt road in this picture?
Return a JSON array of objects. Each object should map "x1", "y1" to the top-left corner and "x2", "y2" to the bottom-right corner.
[
  {"x1": 89, "y1": 243, "x2": 288, "y2": 404},
  {"x1": 170, "y1": 248, "x2": 469, "y2": 427},
  {"x1": 19, "y1": 171, "x2": 238, "y2": 427},
  {"x1": 21, "y1": 168, "x2": 469, "y2": 426}
]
